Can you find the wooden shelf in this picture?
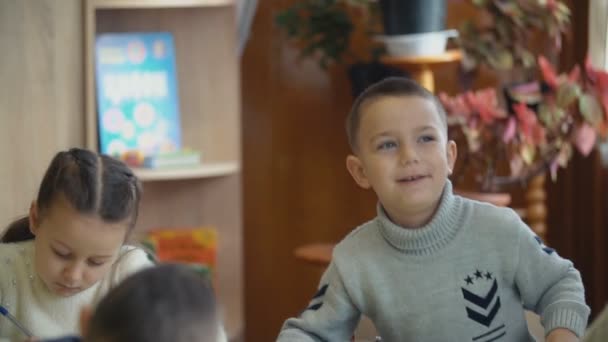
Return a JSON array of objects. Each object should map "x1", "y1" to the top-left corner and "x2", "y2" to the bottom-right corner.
[
  {"x1": 133, "y1": 162, "x2": 239, "y2": 181},
  {"x1": 89, "y1": 0, "x2": 233, "y2": 9},
  {"x1": 84, "y1": 2, "x2": 243, "y2": 338}
]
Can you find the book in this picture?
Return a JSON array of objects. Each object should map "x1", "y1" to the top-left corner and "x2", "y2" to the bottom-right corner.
[
  {"x1": 95, "y1": 32, "x2": 182, "y2": 156},
  {"x1": 142, "y1": 227, "x2": 218, "y2": 276},
  {"x1": 143, "y1": 150, "x2": 201, "y2": 169}
]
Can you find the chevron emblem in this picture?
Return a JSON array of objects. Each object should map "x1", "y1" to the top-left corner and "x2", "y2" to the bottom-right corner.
[
  {"x1": 305, "y1": 284, "x2": 328, "y2": 312},
  {"x1": 462, "y1": 277, "x2": 502, "y2": 327},
  {"x1": 466, "y1": 296, "x2": 501, "y2": 327},
  {"x1": 463, "y1": 279, "x2": 498, "y2": 309},
  {"x1": 534, "y1": 236, "x2": 555, "y2": 255}
]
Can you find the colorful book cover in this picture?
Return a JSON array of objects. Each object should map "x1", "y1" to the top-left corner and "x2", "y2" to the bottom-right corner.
[
  {"x1": 95, "y1": 32, "x2": 181, "y2": 156},
  {"x1": 142, "y1": 227, "x2": 218, "y2": 274}
]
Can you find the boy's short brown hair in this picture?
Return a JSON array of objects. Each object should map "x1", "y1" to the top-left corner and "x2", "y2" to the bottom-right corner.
[
  {"x1": 345, "y1": 77, "x2": 447, "y2": 152},
  {"x1": 86, "y1": 264, "x2": 221, "y2": 342}
]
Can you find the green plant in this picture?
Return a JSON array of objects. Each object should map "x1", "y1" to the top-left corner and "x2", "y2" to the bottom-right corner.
[
  {"x1": 458, "y1": 0, "x2": 571, "y2": 72},
  {"x1": 275, "y1": 0, "x2": 378, "y2": 69}
]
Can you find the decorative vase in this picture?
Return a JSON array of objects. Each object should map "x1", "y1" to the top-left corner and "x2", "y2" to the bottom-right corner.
[{"x1": 379, "y1": 0, "x2": 446, "y2": 35}]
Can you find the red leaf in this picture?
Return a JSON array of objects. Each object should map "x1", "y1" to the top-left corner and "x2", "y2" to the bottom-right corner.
[
  {"x1": 585, "y1": 55, "x2": 596, "y2": 81},
  {"x1": 538, "y1": 55, "x2": 558, "y2": 88},
  {"x1": 599, "y1": 120, "x2": 608, "y2": 139},
  {"x1": 513, "y1": 102, "x2": 537, "y2": 138},
  {"x1": 568, "y1": 65, "x2": 580, "y2": 83},
  {"x1": 465, "y1": 88, "x2": 505, "y2": 124}
]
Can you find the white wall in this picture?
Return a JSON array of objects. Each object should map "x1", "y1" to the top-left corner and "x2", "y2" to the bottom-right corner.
[
  {"x1": 589, "y1": 0, "x2": 608, "y2": 69},
  {"x1": 0, "y1": 0, "x2": 84, "y2": 230}
]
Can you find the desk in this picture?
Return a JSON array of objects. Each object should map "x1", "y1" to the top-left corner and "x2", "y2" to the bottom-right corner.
[
  {"x1": 380, "y1": 49, "x2": 462, "y2": 93},
  {"x1": 293, "y1": 243, "x2": 333, "y2": 267}
]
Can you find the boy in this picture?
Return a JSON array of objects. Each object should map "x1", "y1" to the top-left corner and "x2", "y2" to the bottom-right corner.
[
  {"x1": 277, "y1": 78, "x2": 589, "y2": 341},
  {"x1": 42, "y1": 264, "x2": 227, "y2": 342}
]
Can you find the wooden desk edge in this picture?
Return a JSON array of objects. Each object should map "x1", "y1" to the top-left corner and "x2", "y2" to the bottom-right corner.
[{"x1": 294, "y1": 243, "x2": 334, "y2": 266}]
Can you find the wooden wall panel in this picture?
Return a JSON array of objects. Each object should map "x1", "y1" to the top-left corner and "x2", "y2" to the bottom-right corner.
[
  {"x1": 0, "y1": 0, "x2": 84, "y2": 231},
  {"x1": 242, "y1": 3, "x2": 376, "y2": 341}
]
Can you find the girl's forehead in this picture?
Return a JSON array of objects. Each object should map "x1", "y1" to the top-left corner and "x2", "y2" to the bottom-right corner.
[{"x1": 42, "y1": 197, "x2": 129, "y2": 250}]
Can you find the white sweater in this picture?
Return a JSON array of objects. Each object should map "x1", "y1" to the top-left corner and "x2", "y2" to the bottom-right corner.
[{"x1": 0, "y1": 240, "x2": 153, "y2": 341}]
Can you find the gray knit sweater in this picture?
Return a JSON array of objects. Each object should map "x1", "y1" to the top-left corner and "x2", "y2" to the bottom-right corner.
[{"x1": 278, "y1": 181, "x2": 589, "y2": 342}]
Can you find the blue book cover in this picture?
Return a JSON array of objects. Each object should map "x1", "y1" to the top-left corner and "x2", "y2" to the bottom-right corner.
[{"x1": 95, "y1": 32, "x2": 181, "y2": 156}]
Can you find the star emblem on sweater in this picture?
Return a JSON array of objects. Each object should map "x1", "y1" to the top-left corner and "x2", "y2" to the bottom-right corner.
[
  {"x1": 461, "y1": 269, "x2": 503, "y2": 329},
  {"x1": 463, "y1": 270, "x2": 494, "y2": 286}
]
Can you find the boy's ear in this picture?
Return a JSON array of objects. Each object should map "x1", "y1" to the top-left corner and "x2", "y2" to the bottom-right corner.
[
  {"x1": 346, "y1": 155, "x2": 371, "y2": 189},
  {"x1": 446, "y1": 140, "x2": 458, "y2": 175},
  {"x1": 79, "y1": 306, "x2": 93, "y2": 336},
  {"x1": 29, "y1": 201, "x2": 39, "y2": 236}
]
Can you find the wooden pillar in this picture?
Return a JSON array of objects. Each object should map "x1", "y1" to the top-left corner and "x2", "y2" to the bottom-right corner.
[
  {"x1": 380, "y1": 50, "x2": 462, "y2": 94},
  {"x1": 525, "y1": 174, "x2": 548, "y2": 240}
]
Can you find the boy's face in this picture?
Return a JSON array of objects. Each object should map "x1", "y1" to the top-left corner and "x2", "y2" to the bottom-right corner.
[{"x1": 346, "y1": 95, "x2": 457, "y2": 227}]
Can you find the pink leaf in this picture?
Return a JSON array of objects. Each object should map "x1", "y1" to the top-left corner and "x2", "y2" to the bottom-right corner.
[
  {"x1": 502, "y1": 117, "x2": 517, "y2": 143},
  {"x1": 574, "y1": 124, "x2": 597, "y2": 156},
  {"x1": 549, "y1": 158, "x2": 559, "y2": 182},
  {"x1": 510, "y1": 155, "x2": 524, "y2": 177}
]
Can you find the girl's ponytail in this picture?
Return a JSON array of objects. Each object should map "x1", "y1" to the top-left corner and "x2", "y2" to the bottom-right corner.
[{"x1": 1, "y1": 216, "x2": 34, "y2": 242}]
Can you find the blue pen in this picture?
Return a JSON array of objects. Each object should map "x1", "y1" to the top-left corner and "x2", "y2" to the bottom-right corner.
[{"x1": 0, "y1": 305, "x2": 33, "y2": 337}]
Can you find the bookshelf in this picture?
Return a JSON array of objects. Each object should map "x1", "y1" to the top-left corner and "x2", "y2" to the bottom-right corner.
[
  {"x1": 133, "y1": 162, "x2": 239, "y2": 181},
  {"x1": 84, "y1": 0, "x2": 243, "y2": 340}
]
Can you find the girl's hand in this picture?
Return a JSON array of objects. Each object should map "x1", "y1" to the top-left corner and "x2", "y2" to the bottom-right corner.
[{"x1": 546, "y1": 328, "x2": 579, "y2": 342}]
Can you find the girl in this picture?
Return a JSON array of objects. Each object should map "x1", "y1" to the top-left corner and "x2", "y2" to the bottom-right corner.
[{"x1": 0, "y1": 148, "x2": 153, "y2": 341}]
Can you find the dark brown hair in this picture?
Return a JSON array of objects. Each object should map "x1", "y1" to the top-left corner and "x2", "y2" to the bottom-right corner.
[
  {"x1": 1, "y1": 148, "x2": 141, "y2": 242},
  {"x1": 86, "y1": 264, "x2": 221, "y2": 342},
  {"x1": 345, "y1": 77, "x2": 447, "y2": 152}
]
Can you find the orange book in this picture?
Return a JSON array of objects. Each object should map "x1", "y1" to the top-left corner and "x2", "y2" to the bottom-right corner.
[{"x1": 142, "y1": 227, "x2": 217, "y2": 275}]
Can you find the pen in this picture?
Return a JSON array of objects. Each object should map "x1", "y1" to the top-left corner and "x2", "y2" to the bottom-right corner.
[{"x1": 0, "y1": 305, "x2": 33, "y2": 337}]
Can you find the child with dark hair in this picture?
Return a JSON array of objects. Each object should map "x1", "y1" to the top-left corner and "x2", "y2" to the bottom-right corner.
[
  {"x1": 82, "y1": 263, "x2": 227, "y2": 342},
  {"x1": 0, "y1": 148, "x2": 153, "y2": 341},
  {"x1": 278, "y1": 77, "x2": 589, "y2": 341}
]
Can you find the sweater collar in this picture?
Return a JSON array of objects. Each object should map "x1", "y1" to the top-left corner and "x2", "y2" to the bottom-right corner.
[{"x1": 377, "y1": 180, "x2": 463, "y2": 256}]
